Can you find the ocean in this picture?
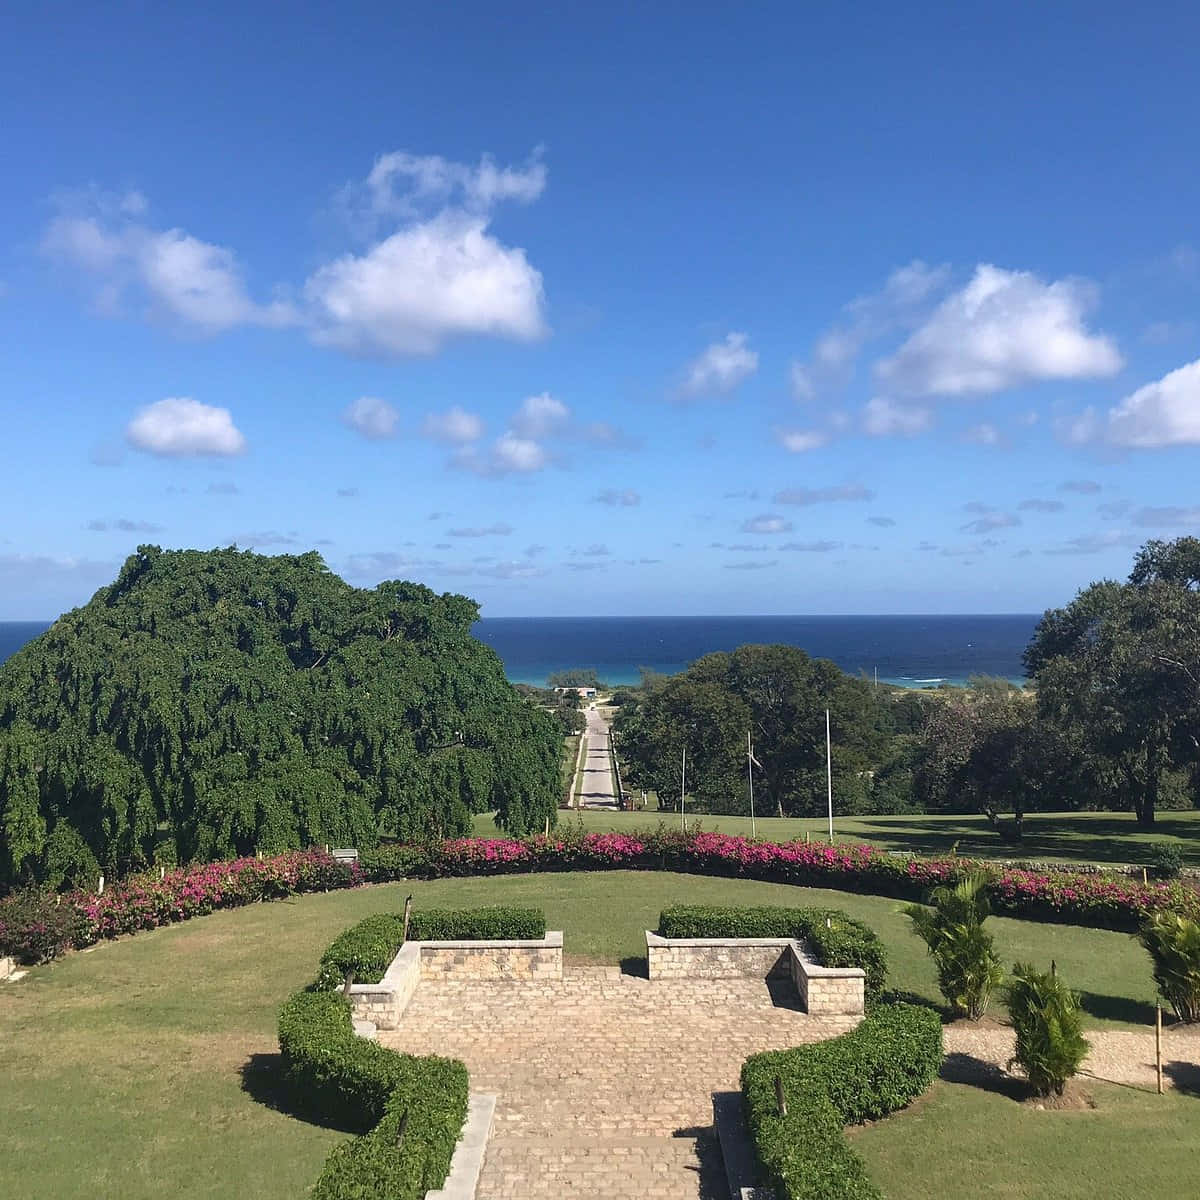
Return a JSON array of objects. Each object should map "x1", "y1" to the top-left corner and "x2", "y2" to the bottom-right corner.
[{"x1": 1, "y1": 614, "x2": 1038, "y2": 688}]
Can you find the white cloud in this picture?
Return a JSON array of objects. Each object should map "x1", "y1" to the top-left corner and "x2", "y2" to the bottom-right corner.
[
  {"x1": 1102, "y1": 358, "x2": 1200, "y2": 448},
  {"x1": 776, "y1": 428, "x2": 830, "y2": 453},
  {"x1": 126, "y1": 398, "x2": 247, "y2": 457},
  {"x1": 790, "y1": 261, "x2": 950, "y2": 399},
  {"x1": 773, "y1": 483, "x2": 874, "y2": 506},
  {"x1": 1043, "y1": 530, "x2": 1132, "y2": 556},
  {"x1": 1018, "y1": 499, "x2": 1065, "y2": 513},
  {"x1": 512, "y1": 392, "x2": 569, "y2": 437},
  {"x1": 422, "y1": 406, "x2": 484, "y2": 444},
  {"x1": 959, "y1": 508, "x2": 1021, "y2": 535},
  {"x1": 877, "y1": 265, "x2": 1121, "y2": 397},
  {"x1": 593, "y1": 489, "x2": 640, "y2": 507},
  {"x1": 43, "y1": 206, "x2": 294, "y2": 333},
  {"x1": 741, "y1": 514, "x2": 793, "y2": 534},
  {"x1": 454, "y1": 432, "x2": 549, "y2": 477},
  {"x1": 680, "y1": 332, "x2": 758, "y2": 397},
  {"x1": 342, "y1": 396, "x2": 400, "y2": 440},
  {"x1": 1132, "y1": 506, "x2": 1200, "y2": 529},
  {"x1": 963, "y1": 422, "x2": 1004, "y2": 446},
  {"x1": 862, "y1": 398, "x2": 932, "y2": 437},
  {"x1": 447, "y1": 523, "x2": 513, "y2": 537},
  {"x1": 305, "y1": 212, "x2": 545, "y2": 357},
  {"x1": 780, "y1": 540, "x2": 842, "y2": 552},
  {"x1": 1060, "y1": 479, "x2": 1102, "y2": 494}
]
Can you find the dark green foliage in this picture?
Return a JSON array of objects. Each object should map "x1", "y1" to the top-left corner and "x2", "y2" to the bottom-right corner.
[
  {"x1": 903, "y1": 874, "x2": 1004, "y2": 1019},
  {"x1": 614, "y1": 644, "x2": 894, "y2": 818},
  {"x1": 0, "y1": 547, "x2": 561, "y2": 887},
  {"x1": 1147, "y1": 841, "x2": 1185, "y2": 879},
  {"x1": 1005, "y1": 963, "x2": 1090, "y2": 1096},
  {"x1": 1138, "y1": 911, "x2": 1200, "y2": 1022},
  {"x1": 658, "y1": 904, "x2": 887, "y2": 999},
  {"x1": 1025, "y1": 537, "x2": 1200, "y2": 829},
  {"x1": 277, "y1": 990, "x2": 468, "y2": 1199},
  {"x1": 315, "y1": 907, "x2": 546, "y2": 989},
  {"x1": 546, "y1": 669, "x2": 599, "y2": 688},
  {"x1": 741, "y1": 1004, "x2": 943, "y2": 1200},
  {"x1": 0, "y1": 887, "x2": 85, "y2": 963}
]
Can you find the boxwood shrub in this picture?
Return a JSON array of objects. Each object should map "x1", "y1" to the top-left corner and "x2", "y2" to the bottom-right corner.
[
  {"x1": 315, "y1": 906, "x2": 547, "y2": 990},
  {"x1": 741, "y1": 1003, "x2": 943, "y2": 1200},
  {"x1": 658, "y1": 904, "x2": 888, "y2": 1000},
  {"x1": 278, "y1": 989, "x2": 468, "y2": 1199}
]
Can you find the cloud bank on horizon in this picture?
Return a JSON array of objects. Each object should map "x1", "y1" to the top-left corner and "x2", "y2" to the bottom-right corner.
[{"x1": 3, "y1": 4, "x2": 1198, "y2": 618}]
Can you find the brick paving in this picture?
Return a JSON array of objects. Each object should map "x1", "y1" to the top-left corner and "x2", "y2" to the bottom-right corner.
[{"x1": 380, "y1": 962, "x2": 858, "y2": 1199}]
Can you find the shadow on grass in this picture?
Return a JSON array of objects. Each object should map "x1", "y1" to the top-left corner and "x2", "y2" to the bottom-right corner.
[
  {"x1": 239, "y1": 1052, "x2": 364, "y2": 1134},
  {"x1": 1164, "y1": 1061, "x2": 1200, "y2": 1096},
  {"x1": 1078, "y1": 991, "x2": 1158, "y2": 1026},
  {"x1": 940, "y1": 1051, "x2": 1029, "y2": 1101}
]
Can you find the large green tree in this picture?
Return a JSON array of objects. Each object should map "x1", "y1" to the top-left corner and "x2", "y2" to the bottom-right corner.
[
  {"x1": 615, "y1": 644, "x2": 892, "y2": 817},
  {"x1": 0, "y1": 547, "x2": 561, "y2": 886},
  {"x1": 1025, "y1": 537, "x2": 1200, "y2": 828}
]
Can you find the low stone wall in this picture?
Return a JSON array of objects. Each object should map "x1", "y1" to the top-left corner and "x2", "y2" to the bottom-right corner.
[
  {"x1": 419, "y1": 932, "x2": 563, "y2": 981},
  {"x1": 0, "y1": 956, "x2": 15, "y2": 981},
  {"x1": 645, "y1": 931, "x2": 864, "y2": 1016},
  {"x1": 347, "y1": 933, "x2": 563, "y2": 1031},
  {"x1": 645, "y1": 933, "x2": 793, "y2": 980}
]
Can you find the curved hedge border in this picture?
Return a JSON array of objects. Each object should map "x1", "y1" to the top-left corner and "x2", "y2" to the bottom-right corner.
[
  {"x1": 278, "y1": 974, "x2": 469, "y2": 1197},
  {"x1": 315, "y1": 906, "x2": 547, "y2": 989},
  {"x1": 658, "y1": 904, "x2": 888, "y2": 1000},
  {"x1": 741, "y1": 1003, "x2": 943, "y2": 1200},
  {"x1": 6, "y1": 827, "x2": 1199, "y2": 964}
]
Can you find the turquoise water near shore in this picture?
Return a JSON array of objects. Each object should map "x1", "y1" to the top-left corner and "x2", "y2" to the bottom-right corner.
[{"x1": 1, "y1": 614, "x2": 1037, "y2": 689}]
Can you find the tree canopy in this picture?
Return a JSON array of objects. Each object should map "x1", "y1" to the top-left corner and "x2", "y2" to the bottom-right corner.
[
  {"x1": 1025, "y1": 537, "x2": 1200, "y2": 828},
  {"x1": 0, "y1": 547, "x2": 560, "y2": 887}
]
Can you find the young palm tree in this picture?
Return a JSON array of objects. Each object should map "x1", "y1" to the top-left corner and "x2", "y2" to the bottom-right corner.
[
  {"x1": 903, "y1": 873, "x2": 1004, "y2": 1019},
  {"x1": 1005, "y1": 963, "x2": 1090, "y2": 1096},
  {"x1": 1139, "y1": 911, "x2": 1200, "y2": 1023}
]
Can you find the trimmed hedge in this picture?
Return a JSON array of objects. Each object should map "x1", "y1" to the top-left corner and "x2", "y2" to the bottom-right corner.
[
  {"x1": 658, "y1": 904, "x2": 888, "y2": 1000},
  {"x1": 741, "y1": 1003, "x2": 943, "y2": 1200},
  {"x1": 278, "y1": 990, "x2": 468, "y2": 1200},
  {"x1": 315, "y1": 906, "x2": 546, "y2": 989}
]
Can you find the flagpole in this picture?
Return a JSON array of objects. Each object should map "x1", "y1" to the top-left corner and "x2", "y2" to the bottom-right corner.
[
  {"x1": 825, "y1": 708, "x2": 834, "y2": 841},
  {"x1": 747, "y1": 730, "x2": 756, "y2": 838},
  {"x1": 681, "y1": 745, "x2": 687, "y2": 833}
]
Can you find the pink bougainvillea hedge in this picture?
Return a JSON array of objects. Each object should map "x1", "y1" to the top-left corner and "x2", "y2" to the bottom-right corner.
[{"x1": 3, "y1": 828, "x2": 1197, "y2": 965}]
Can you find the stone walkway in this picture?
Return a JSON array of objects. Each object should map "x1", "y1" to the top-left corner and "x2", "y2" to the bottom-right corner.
[{"x1": 380, "y1": 963, "x2": 858, "y2": 1199}]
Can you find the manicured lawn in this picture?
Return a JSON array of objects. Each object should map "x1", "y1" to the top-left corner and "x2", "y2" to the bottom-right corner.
[
  {"x1": 474, "y1": 807, "x2": 1200, "y2": 867},
  {"x1": 0, "y1": 870, "x2": 1186, "y2": 1200},
  {"x1": 851, "y1": 1079, "x2": 1198, "y2": 1200}
]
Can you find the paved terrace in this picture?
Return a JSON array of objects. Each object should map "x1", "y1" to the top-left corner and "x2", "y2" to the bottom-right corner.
[{"x1": 381, "y1": 963, "x2": 858, "y2": 1199}]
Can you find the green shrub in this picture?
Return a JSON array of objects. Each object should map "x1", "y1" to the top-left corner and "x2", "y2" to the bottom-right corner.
[
  {"x1": 1139, "y1": 911, "x2": 1200, "y2": 1023},
  {"x1": 0, "y1": 888, "x2": 86, "y2": 964},
  {"x1": 1147, "y1": 841, "x2": 1185, "y2": 880},
  {"x1": 902, "y1": 874, "x2": 1004, "y2": 1019},
  {"x1": 741, "y1": 1003, "x2": 942, "y2": 1200},
  {"x1": 278, "y1": 990, "x2": 469, "y2": 1199},
  {"x1": 1005, "y1": 963, "x2": 1090, "y2": 1096},
  {"x1": 658, "y1": 905, "x2": 888, "y2": 1000},
  {"x1": 315, "y1": 907, "x2": 547, "y2": 990}
]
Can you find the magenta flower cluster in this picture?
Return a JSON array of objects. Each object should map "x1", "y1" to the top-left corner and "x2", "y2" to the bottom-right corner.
[{"x1": 72, "y1": 850, "x2": 360, "y2": 946}]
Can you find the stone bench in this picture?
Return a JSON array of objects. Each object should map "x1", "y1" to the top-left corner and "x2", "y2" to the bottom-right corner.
[
  {"x1": 347, "y1": 932, "x2": 564, "y2": 1031},
  {"x1": 644, "y1": 931, "x2": 865, "y2": 1016}
]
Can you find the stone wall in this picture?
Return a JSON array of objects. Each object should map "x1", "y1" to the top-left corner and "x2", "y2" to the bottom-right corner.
[
  {"x1": 419, "y1": 933, "x2": 563, "y2": 981},
  {"x1": 645, "y1": 931, "x2": 865, "y2": 1016},
  {"x1": 347, "y1": 934, "x2": 563, "y2": 1031},
  {"x1": 645, "y1": 933, "x2": 793, "y2": 980},
  {"x1": 0, "y1": 956, "x2": 15, "y2": 981}
]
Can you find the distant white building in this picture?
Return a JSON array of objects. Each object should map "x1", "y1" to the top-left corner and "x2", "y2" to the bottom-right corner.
[{"x1": 553, "y1": 685, "x2": 597, "y2": 698}]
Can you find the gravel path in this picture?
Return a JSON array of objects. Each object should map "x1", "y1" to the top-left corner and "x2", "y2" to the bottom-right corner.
[{"x1": 943, "y1": 1022, "x2": 1200, "y2": 1092}]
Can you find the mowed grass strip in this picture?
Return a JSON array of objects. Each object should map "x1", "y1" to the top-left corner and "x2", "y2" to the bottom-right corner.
[
  {"x1": 473, "y1": 808, "x2": 1200, "y2": 868},
  {"x1": 0, "y1": 871, "x2": 1184, "y2": 1200}
]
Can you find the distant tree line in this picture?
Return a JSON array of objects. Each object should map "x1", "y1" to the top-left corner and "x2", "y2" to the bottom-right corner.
[
  {"x1": 614, "y1": 538, "x2": 1200, "y2": 837},
  {"x1": 0, "y1": 547, "x2": 561, "y2": 889}
]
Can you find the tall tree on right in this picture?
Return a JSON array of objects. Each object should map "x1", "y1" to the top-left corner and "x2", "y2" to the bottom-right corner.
[{"x1": 1025, "y1": 537, "x2": 1200, "y2": 828}]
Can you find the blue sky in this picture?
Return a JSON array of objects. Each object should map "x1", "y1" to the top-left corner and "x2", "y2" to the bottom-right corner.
[{"x1": 3, "y1": 2, "x2": 1198, "y2": 619}]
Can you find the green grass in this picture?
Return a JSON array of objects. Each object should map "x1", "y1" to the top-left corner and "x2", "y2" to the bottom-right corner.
[
  {"x1": 0, "y1": 870, "x2": 1187, "y2": 1200},
  {"x1": 475, "y1": 807, "x2": 1200, "y2": 868},
  {"x1": 850, "y1": 1079, "x2": 1199, "y2": 1199}
]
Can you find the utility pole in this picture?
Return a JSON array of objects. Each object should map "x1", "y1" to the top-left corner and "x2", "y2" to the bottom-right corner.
[{"x1": 825, "y1": 708, "x2": 834, "y2": 840}]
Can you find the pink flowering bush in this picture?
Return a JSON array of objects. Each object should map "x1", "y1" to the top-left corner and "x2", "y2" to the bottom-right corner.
[{"x1": 6, "y1": 827, "x2": 1198, "y2": 968}]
